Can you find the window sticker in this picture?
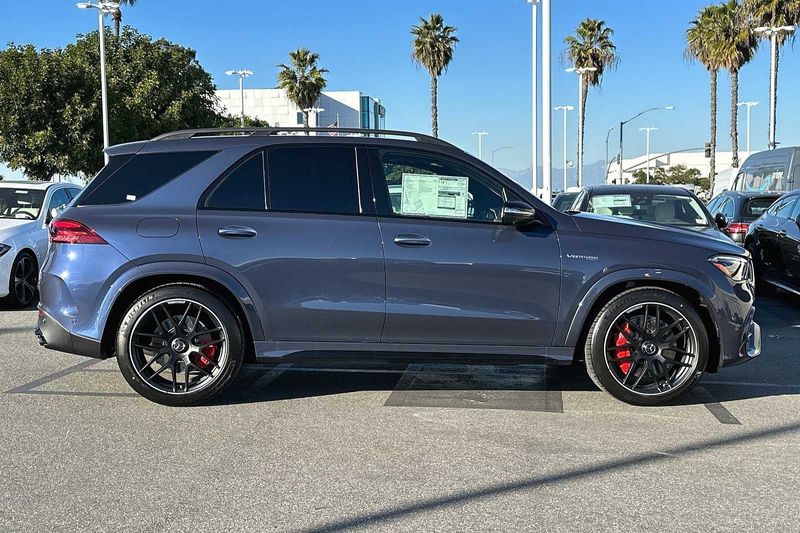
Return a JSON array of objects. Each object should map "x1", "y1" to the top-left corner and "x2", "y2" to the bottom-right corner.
[
  {"x1": 592, "y1": 194, "x2": 632, "y2": 208},
  {"x1": 400, "y1": 173, "x2": 469, "y2": 219}
]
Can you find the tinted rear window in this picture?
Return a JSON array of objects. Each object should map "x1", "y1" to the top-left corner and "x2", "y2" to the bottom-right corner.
[
  {"x1": 205, "y1": 152, "x2": 266, "y2": 210},
  {"x1": 743, "y1": 197, "x2": 780, "y2": 221},
  {"x1": 267, "y1": 146, "x2": 359, "y2": 215},
  {"x1": 78, "y1": 151, "x2": 216, "y2": 206}
]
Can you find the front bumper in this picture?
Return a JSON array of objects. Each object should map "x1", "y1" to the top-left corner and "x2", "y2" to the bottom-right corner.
[
  {"x1": 0, "y1": 246, "x2": 14, "y2": 298},
  {"x1": 35, "y1": 308, "x2": 104, "y2": 359}
]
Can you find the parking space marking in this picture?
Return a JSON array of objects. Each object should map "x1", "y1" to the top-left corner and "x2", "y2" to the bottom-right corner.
[
  {"x1": 6, "y1": 359, "x2": 101, "y2": 394},
  {"x1": 692, "y1": 386, "x2": 741, "y2": 425}
]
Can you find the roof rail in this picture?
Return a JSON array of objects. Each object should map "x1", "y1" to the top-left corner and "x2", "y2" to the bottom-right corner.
[{"x1": 150, "y1": 127, "x2": 451, "y2": 146}]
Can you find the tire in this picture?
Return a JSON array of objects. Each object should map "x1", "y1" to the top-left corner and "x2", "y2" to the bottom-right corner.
[
  {"x1": 584, "y1": 287, "x2": 708, "y2": 406},
  {"x1": 5, "y1": 251, "x2": 38, "y2": 309},
  {"x1": 116, "y1": 284, "x2": 245, "y2": 406}
]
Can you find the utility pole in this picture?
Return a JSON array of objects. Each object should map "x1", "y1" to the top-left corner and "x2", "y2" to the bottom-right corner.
[
  {"x1": 737, "y1": 101, "x2": 758, "y2": 157},
  {"x1": 754, "y1": 26, "x2": 794, "y2": 149},
  {"x1": 555, "y1": 105, "x2": 573, "y2": 191},
  {"x1": 639, "y1": 127, "x2": 657, "y2": 182},
  {"x1": 565, "y1": 66, "x2": 596, "y2": 187},
  {"x1": 528, "y1": 1, "x2": 539, "y2": 195},
  {"x1": 472, "y1": 131, "x2": 489, "y2": 160},
  {"x1": 541, "y1": 0, "x2": 552, "y2": 205},
  {"x1": 225, "y1": 69, "x2": 254, "y2": 127}
]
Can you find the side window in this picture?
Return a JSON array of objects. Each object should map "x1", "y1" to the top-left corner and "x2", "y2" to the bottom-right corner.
[
  {"x1": 378, "y1": 150, "x2": 506, "y2": 222},
  {"x1": 706, "y1": 197, "x2": 721, "y2": 214},
  {"x1": 47, "y1": 189, "x2": 70, "y2": 212},
  {"x1": 267, "y1": 146, "x2": 360, "y2": 215},
  {"x1": 790, "y1": 199, "x2": 800, "y2": 221},
  {"x1": 775, "y1": 198, "x2": 796, "y2": 219},
  {"x1": 721, "y1": 198, "x2": 735, "y2": 219},
  {"x1": 205, "y1": 152, "x2": 266, "y2": 210}
]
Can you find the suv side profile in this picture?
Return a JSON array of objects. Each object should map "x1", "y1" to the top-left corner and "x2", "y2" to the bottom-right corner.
[{"x1": 36, "y1": 127, "x2": 760, "y2": 407}]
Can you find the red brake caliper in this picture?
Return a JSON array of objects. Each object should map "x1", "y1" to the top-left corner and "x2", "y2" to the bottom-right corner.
[
  {"x1": 615, "y1": 323, "x2": 632, "y2": 374},
  {"x1": 193, "y1": 337, "x2": 217, "y2": 369}
]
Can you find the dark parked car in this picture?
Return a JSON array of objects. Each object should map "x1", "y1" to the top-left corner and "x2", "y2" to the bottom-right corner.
[
  {"x1": 36, "y1": 127, "x2": 759, "y2": 407},
  {"x1": 745, "y1": 189, "x2": 800, "y2": 295},
  {"x1": 568, "y1": 185, "x2": 723, "y2": 238},
  {"x1": 707, "y1": 191, "x2": 781, "y2": 244},
  {"x1": 552, "y1": 190, "x2": 579, "y2": 212}
]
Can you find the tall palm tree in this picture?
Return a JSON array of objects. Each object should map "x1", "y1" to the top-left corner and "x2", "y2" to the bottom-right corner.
[
  {"x1": 716, "y1": 0, "x2": 759, "y2": 168},
  {"x1": 564, "y1": 19, "x2": 618, "y2": 186},
  {"x1": 686, "y1": 5, "x2": 725, "y2": 191},
  {"x1": 112, "y1": 0, "x2": 138, "y2": 38},
  {"x1": 276, "y1": 48, "x2": 328, "y2": 128},
  {"x1": 744, "y1": 0, "x2": 800, "y2": 148},
  {"x1": 411, "y1": 14, "x2": 459, "y2": 138}
]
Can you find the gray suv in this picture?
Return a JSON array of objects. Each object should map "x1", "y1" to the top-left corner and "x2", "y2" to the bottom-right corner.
[{"x1": 36, "y1": 127, "x2": 761, "y2": 406}]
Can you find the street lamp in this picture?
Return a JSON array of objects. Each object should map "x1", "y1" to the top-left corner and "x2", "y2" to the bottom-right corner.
[
  {"x1": 541, "y1": 0, "x2": 552, "y2": 205},
  {"x1": 491, "y1": 146, "x2": 513, "y2": 167},
  {"x1": 639, "y1": 127, "x2": 657, "y2": 183},
  {"x1": 604, "y1": 126, "x2": 615, "y2": 182},
  {"x1": 618, "y1": 105, "x2": 674, "y2": 183},
  {"x1": 225, "y1": 69, "x2": 254, "y2": 127},
  {"x1": 736, "y1": 101, "x2": 758, "y2": 158},
  {"x1": 76, "y1": 1, "x2": 119, "y2": 164},
  {"x1": 472, "y1": 131, "x2": 489, "y2": 160},
  {"x1": 555, "y1": 105, "x2": 574, "y2": 191},
  {"x1": 754, "y1": 26, "x2": 794, "y2": 149},
  {"x1": 528, "y1": 1, "x2": 539, "y2": 196},
  {"x1": 565, "y1": 66, "x2": 596, "y2": 187}
]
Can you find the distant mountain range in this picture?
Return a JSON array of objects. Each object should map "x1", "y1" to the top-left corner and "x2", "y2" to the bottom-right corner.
[{"x1": 498, "y1": 160, "x2": 608, "y2": 190}]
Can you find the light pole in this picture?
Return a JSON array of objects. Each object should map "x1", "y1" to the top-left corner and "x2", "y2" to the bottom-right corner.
[
  {"x1": 555, "y1": 105, "x2": 573, "y2": 191},
  {"x1": 225, "y1": 69, "x2": 254, "y2": 127},
  {"x1": 639, "y1": 127, "x2": 657, "y2": 182},
  {"x1": 541, "y1": 0, "x2": 552, "y2": 205},
  {"x1": 604, "y1": 126, "x2": 615, "y2": 182},
  {"x1": 491, "y1": 146, "x2": 513, "y2": 167},
  {"x1": 76, "y1": 1, "x2": 119, "y2": 164},
  {"x1": 754, "y1": 26, "x2": 794, "y2": 149},
  {"x1": 618, "y1": 105, "x2": 674, "y2": 183},
  {"x1": 528, "y1": 1, "x2": 539, "y2": 195},
  {"x1": 472, "y1": 131, "x2": 489, "y2": 160},
  {"x1": 736, "y1": 101, "x2": 758, "y2": 157},
  {"x1": 565, "y1": 66, "x2": 596, "y2": 187}
]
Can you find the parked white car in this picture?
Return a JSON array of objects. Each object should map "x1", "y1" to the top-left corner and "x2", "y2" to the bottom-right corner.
[{"x1": 0, "y1": 181, "x2": 81, "y2": 307}]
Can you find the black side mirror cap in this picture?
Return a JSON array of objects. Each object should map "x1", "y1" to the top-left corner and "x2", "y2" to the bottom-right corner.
[
  {"x1": 714, "y1": 212, "x2": 728, "y2": 230},
  {"x1": 502, "y1": 201, "x2": 537, "y2": 226}
]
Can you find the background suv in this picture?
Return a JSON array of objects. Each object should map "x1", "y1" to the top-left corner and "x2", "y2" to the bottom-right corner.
[{"x1": 37, "y1": 127, "x2": 760, "y2": 407}]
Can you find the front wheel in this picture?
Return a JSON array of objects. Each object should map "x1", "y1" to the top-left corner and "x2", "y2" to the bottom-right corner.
[
  {"x1": 584, "y1": 288, "x2": 708, "y2": 406},
  {"x1": 116, "y1": 285, "x2": 244, "y2": 406}
]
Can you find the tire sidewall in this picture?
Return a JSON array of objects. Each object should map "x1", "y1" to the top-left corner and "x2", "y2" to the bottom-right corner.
[{"x1": 6, "y1": 251, "x2": 37, "y2": 309}]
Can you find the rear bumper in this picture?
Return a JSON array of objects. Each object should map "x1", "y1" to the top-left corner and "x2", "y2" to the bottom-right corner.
[{"x1": 35, "y1": 308, "x2": 105, "y2": 359}]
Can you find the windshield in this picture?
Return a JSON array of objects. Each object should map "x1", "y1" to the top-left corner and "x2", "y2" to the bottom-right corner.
[
  {"x1": 733, "y1": 165, "x2": 788, "y2": 192},
  {"x1": 553, "y1": 192, "x2": 578, "y2": 212},
  {"x1": 586, "y1": 192, "x2": 711, "y2": 227},
  {"x1": 0, "y1": 187, "x2": 45, "y2": 220}
]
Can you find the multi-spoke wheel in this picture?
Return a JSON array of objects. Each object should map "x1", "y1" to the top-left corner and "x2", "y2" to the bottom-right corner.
[
  {"x1": 6, "y1": 252, "x2": 38, "y2": 308},
  {"x1": 585, "y1": 288, "x2": 708, "y2": 406},
  {"x1": 116, "y1": 285, "x2": 244, "y2": 406}
]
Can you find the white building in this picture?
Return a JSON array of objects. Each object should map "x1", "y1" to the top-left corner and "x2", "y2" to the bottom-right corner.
[
  {"x1": 609, "y1": 150, "x2": 744, "y2": 190},
  {"x1": 216, "y1": 89, "x2": 386, "y2": 130}
]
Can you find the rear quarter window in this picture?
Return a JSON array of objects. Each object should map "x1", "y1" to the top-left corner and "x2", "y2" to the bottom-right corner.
[
  {"x1": 77, "y1": 151, "x2": 216, "y2": 206},
  {"x1": 743, "y1": 197, "x2": 780, "y2": 221}
]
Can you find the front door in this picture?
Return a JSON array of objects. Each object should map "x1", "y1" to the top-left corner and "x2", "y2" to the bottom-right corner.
[
  {"x1": 197, "y1": 146, "x2": 385, "y2": 342},
  {"x1": 369, "y1": 148, "x2": 561, "y2": 347}
]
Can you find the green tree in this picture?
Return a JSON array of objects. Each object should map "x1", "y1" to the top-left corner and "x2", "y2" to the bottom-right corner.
[
  {"x1": 0, "y1": 28, "x2": 222, "y2": 180},
  {"x1": 276, "y1": 48, "x2": 328, "y2": 128},
  {"x1": 632, "y1": 165, "x2": 710, "y2": 192},
  {"x1": 215, "y1": 114, "x2": 270, "y2": 128},
  {"x1": 686, "y1": 4, "x2": 725, "y2": 192},
  {"x1": 411, "y1": 13, "x2": 459, "y2": 138},
  {"x1": 112, "y1": 0, "x2": 138, "y2": 38},
  {"x1": 564, "y1": 19, "x2": 618, "y2": 186}
]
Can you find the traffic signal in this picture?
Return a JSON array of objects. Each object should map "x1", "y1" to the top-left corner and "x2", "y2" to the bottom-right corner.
[{"x1": 704, "y1": 142, "x2": 712, "y2": 158}]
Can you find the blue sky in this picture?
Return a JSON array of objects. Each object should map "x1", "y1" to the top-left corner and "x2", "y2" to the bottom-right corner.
[{"x1": 1, "y1": 0, "x2": 799, "y2": 173}]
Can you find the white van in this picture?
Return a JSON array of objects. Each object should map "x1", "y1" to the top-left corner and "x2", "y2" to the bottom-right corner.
[{"x1": 730, "y1": 147, "x2": 800, "y2": 193}]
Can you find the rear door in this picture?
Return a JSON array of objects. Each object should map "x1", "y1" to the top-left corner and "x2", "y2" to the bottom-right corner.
[
  {"x1": 197, "y1": 145, "x2": 385, "y2": 342},
  {"x1": 753, "y1": 196, "x2": 796, "y2": 282},
  {"x1": 779, "y1": 199, "x2": 800, "y2": 288}
]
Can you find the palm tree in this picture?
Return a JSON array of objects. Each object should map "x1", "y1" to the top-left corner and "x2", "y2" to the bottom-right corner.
[
  {"x1": 411, "y1": 14, "x2": 459, "y2": 138},
  {"x1": 112, "y1": 0, "x2": 138, "y2": 38},
  {"x1": 276, "y1": 48, "x2": 328, "y2": 128},
  {"x1": 744, "y1": 0, "x2": 800, "y2": 148},
  {"x1": 564, "y1": 19, "x2": 618, "y2": 186},
  {"x1": 716, "y1": 0, "x2": 759, "y2": 168},
  {"x1": 686, "y1": 5, "x2": 725, "y2": 191}
]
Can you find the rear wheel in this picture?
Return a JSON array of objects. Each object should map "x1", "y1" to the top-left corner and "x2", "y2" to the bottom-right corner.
[
  {"x1": 5, "y1": 252, "x2": 38, "y2": 308},
  {"x1": 584, "y1": 288, "x2": 707, "y2": 406},
  {"x1": 116, "y1": 285, "x2": 244, "y2": 406}
]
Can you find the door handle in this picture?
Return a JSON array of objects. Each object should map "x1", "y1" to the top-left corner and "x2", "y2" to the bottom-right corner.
[
  {"x1": 218, "y1": 225, "x2": 257, "y2": 239},
  {"x1": 393, "y1": 234, "x2": 431, "y2": 247}
]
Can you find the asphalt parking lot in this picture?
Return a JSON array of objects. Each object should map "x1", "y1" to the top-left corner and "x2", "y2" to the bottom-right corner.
[{"x1": 2, "y1": 295, "x2": 799, "y2": 532}]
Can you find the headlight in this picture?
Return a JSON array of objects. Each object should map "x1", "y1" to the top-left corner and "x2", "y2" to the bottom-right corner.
[
  {"x1": 0, "y1": 244, "x2": 10, "y2": 258},
  {"x1": 709, "y1": 254, "x2": 752, "y2": 283}
]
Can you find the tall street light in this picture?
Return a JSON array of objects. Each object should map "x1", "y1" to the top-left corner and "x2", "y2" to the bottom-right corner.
[
  {"x1": 76, "y1": 1, "x2": 119, "y2": 164},
  {"x1": 528, "y1": 1, "x2": 539, "y2": 195},
  {"x1": 754, "y1": 26, "x2": 794, "y2": 149},
  {"x1": 618, "y1": 105, "x2": 674, "y2": 183},
  {"x1": 639, "y1": 127, "x2": 657, "y2": 182},
  {"x1": 541, "y1": 0, "x2": 552, "y2": 205},
  {"x1": 555, "y1": 105, "x2": 574, "y2": 191},
  {"x1": 225, "y1": 69, "x2": 254, "y2": 127},
  {"x1": 736, "y1": 101, "x2": 758, "y2": 157},
  {"x1": 604, "y1": 126, "x2": 615, "y2": 183},
  {"x1": 565, "y1": 66, "x2": 596, "y2": 187},
  {"x1": 472, "y1": 131, "x2": 489, "y2": 160},
  {"x1": 491, "y1": 146, "x2": 513, "y2": 167}
]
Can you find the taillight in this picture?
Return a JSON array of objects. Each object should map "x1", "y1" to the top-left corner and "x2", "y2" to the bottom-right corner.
[
  {"x1": 725, "y1": 222, "x2": 750, "y2": 235},
  {"x1": 49, "y1": 219, "x2": 107, "y2": 244}
]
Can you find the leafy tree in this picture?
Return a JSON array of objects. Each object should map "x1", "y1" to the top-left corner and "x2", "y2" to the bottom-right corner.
[
  {"x1": 112, "y1": 0, "x2": 138, "y2": 38},
  {"x1": 632, "y1": 165, "x2": 710, "y2": 192},
  {"x1": 411, "y1": 14, "x2": 459, "y2": 138},
  {"x1": 564, "y1": 19, "x2": 618, "y2": 187},
  {"x1": 276, "y1": 48, "x2": 328, "y2": 128},
  {"x1": 0, "y1": 28, "x2": 222, "y2": 180},
  {"x1": 215, "y1": 114, "x2": 270, "y2": 128}
]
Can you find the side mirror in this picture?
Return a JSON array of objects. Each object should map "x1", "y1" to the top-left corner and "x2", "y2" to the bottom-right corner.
[
  {"x1": 47, "y1": 205, "x2": 66, "y2": 225},
  {"x1": 714, "y1": 212, "x2": 728, "y2": 230},
  {"x1": 502, "y1": 201, "x2": 537, "y2": 226}
]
